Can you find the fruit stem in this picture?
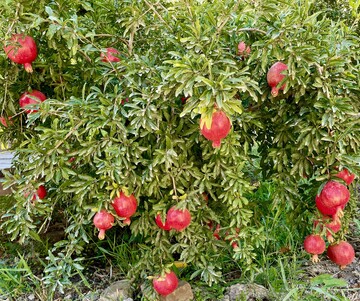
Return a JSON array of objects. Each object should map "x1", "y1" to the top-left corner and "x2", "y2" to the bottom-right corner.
[
  {"x1": 123, "y1": 217, "x2": 131, "y2": 225},
  {"x1": 212, "y1": 140, "x2": 221, "y2": 148},
  {"x1": 24, "y1": 63, "x2": 33, "y2": 73},
  {"x1": 311, "y1": 254, "x2": 320, "y2": 263},
  {"x1": 326, "y1": 235, "x2": 334, "y2": 243},
  {"x1": 98, "y1": 229, "x2": 106, "y2": 240},
  {"x1": 237, "y1": 28, "x2": 267, "y2": 35},
  {"x1": 271, "y1": 87, "x2": 279, "y2": 97}
]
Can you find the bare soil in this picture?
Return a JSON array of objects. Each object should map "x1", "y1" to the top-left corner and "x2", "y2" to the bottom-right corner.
[{"x1": 303, "y1": 224, "x2": 360, "y2": 301}]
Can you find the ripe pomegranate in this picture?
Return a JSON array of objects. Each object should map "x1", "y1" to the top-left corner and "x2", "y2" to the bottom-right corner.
[
  {"x1": 335, "y1": 168, "x2": 355, "y2": 185},
  {"x1": 237, "y1": 41, "x2": 251, "y2": 57},
  {"x1": 100, "y1": 47, "x2": 120, "y2": 63},
  {"x1": 320, "y1": 181, "x2": 350, "y2": 207},
  {"x1": 213, "y1": 223, "x2": 221, "y2": 240},
  {"x1": 327, "y1": 241, "x2": 355, "y2": 269},
  {"x1": 317, "y1": 181, "x2": 350, "y2": 222},
  {"x1": 231, "y1": 242, "x2": 239, "y2": 250},
  {"x1": 267, "y1": 62, "x2": 288, "y2": 97},
  {"x1": 224, "y1": 227, "x2": 241, "y2": 248},
  {"x1": 25, "y1": 185, "x2": 47, "y2": 204},
  {"x1": 314, "y1": 215, "x2": 341, "y2": 243},
  {"x1": 155, "y1": 213, "x2": 171, "y2": 230},
  {"x1": 121, "y1": 98, "x2": 129, "y2": 105},
  {"x1": 202, "y1": 192, "x2": 209, "y2": 203},
  {"x1": 19, "y1": 90, "x2": 47, "y2": 114},
  {"x1": 181, "y1": 96, "x2": 189, "y2": 104},
  {"x1": 200, "y1": 110, "x2": 231, "y2": 148},
  {"x1": 112, "y1": 191, "x2": 137, "y2": 225},
  {"x1": 315, "y1": 195, "x2": 346, "y2": 224},
  {"x1": 0, "y1": 117, "x2": 6, "y2": 127},
  {"x1": 153, "y1": 271, "x2": 179, "y2": 296},
  {"x1": 4, "y1": 34, "x2": 37, "y2": 73},
  {"x1": 0, "y1": 116, "x2": 12, "y2": 127},
  {"x1": 35, "y1": 185, "x2": 47, "y2": 200},
  {"x1": 315, "y1": 195, "x2": 345, "y2": 216},
  {"x1": 303, "y1": 234, "x2": 326, "y2": 263},
  {"x1": 166, "y1": 207, "x2": 191, "y2": 231},
  {"x1": 93, "y1": 210, "x2": 114, "y2": 240}
]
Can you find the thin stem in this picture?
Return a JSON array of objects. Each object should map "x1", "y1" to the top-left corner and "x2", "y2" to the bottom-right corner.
[
  {"x1": 143, "y1": 0, "x2": 167, "y2": 25},
  {"x1": 46, "y1": 120, "x2": 85, "y2": 156},
  {"x1": 237, "y1": 28, "x2": 267, "y2": 35},
  {"x1": 217, "y1": 1, "x2": 241, "y2": 35},
  {"x1": 6, "y1": 2, "x2": 21, "y2": 36},
  {"x1": 170, "y1": 174, "x2": 178, "y2": 199}
]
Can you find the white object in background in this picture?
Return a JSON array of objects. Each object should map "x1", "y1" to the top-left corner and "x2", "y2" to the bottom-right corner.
[{"x1": 0, "y1": 151, "x2": 15, "y2": 169}]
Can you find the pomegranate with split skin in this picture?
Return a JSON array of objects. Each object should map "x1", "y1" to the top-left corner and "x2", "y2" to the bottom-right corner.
[
  {"x1": 93, "y1": 210, "x2": 114, "y2": 240},
  {"x1": 303, "y1": 234, "x2": 326, "y2": 263},
  {"x1": 267, "y1": 62, "x2": 288, "y2": 97},
  {"x1": 200, "y1": 110, "x2": 231, "y2": 148},
  {"x1": 4, "y1": 34, "x2": 37, "y2": 73},
  {"x1": 112, "y1": 191, "x2": 137, "y2": 225},
  {"x1": 155, "y1": 213, "x2": 171, "y2": 230},
  {"x1": 335, "y1": 168, "x2": 355, "y2": 185},
  {"x1": 19, "y1": 90, "x2": 47, "y2": 114},
  {"x1": 153, "y1": 271, "x2": 179, "y2": 296},
  {"x1": 166, "y1": 207, "x2": 191, "y2": 231},
  {"x1": 100, "y1": 47, "x2": 120, "y2": 63},
  {"x1": 327, "y1": 241, "x2": 355, "y2": 269}
]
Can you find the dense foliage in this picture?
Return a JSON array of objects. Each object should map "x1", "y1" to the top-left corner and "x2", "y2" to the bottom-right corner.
[{"x1": 0, "y1": 0, "x2": 359, "y2": 297}]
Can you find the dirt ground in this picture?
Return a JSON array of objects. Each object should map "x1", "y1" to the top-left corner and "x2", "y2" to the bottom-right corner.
[{"x1": 303, "y1": 223, "x2": 360, "y2": 301}]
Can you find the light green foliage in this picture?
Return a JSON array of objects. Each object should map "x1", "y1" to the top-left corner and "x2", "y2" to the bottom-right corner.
[{"x1": 0, "y1": 0, "x2": 359, "y2": 295}]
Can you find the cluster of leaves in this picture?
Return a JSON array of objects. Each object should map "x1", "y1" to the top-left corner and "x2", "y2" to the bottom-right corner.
[{"x1": 0, "y1": 0, "x2": 359, "y2": 295}]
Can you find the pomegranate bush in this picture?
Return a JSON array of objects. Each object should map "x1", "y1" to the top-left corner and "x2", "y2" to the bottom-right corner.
[{"x1": 0, "y1": 0, "x2": 359, "y2": 296}]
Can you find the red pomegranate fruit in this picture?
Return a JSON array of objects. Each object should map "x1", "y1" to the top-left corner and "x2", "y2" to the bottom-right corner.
[
  {"x1": 267, "y1": 62, "x2": 288, "y2": 97},
  {"x1": 112, "y1": 191, "x2": 137, "y2": 225},
  {"x1": 237, "y1": 41, "x2": 251, "y2": 57},
  {"x1": 317, "y1": 181, "x2": 350, "y2": 222},
  {"x1": 4, "y1": 34, "x2": 37, "y2": 73},
  {"x1": 155, "y1": 213, "x2": 172, "y2": 230},
  {"x1": 327, "y1": 241, "x2": 355, "y2": 269},
  {"x1": 231, "y1": 242, "x2": 239, "y2": 250},
  {"x1": 29, "y1": 185, "x2": 47, "y2": 202},
  {"x1": 0, "y1": 116, "x2": 11, "y2": 127},
  {"x1": 166, "y1": 207, "x2": 191, "y2": 231},
  {"x1": 200, "y1": 110, "x2": 231, "y2": 148},
  {"x1": 315, "y1": 195, "x2": 345, "y2": 216},
  {"x1": 181, "y1": 96, "x2": 189, "y2": 104},
  {"x1": 213, "y1": 223, "x2": 221, "y2": 240},
  {"x1": 101, "y1": 47, "x2": 120, "y2": 63},
  {"x1": 335, "y1": 168, "x2": 355, "y2": 185},
  {"x1": 93, "y1": 210, "x2": 114, "y2": 240},
  {"x1": 19, "y1": 90, "x2": 47, "y2": 114},
  {"x1": 153, "y1": 271, "x2": 179, "y2": 296},
  {"x1": 35, "y1": 185, "x2": 47, "y2": 200},
  {"x1": 315, "y1": 195, "x2": 346, "y2": 224},
  {"x1": 320, "y1": 181, "x2": 350, "y2": 207},
  {"x1": 303, "y1": 234, "x2": 326, "y2": 263}
]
